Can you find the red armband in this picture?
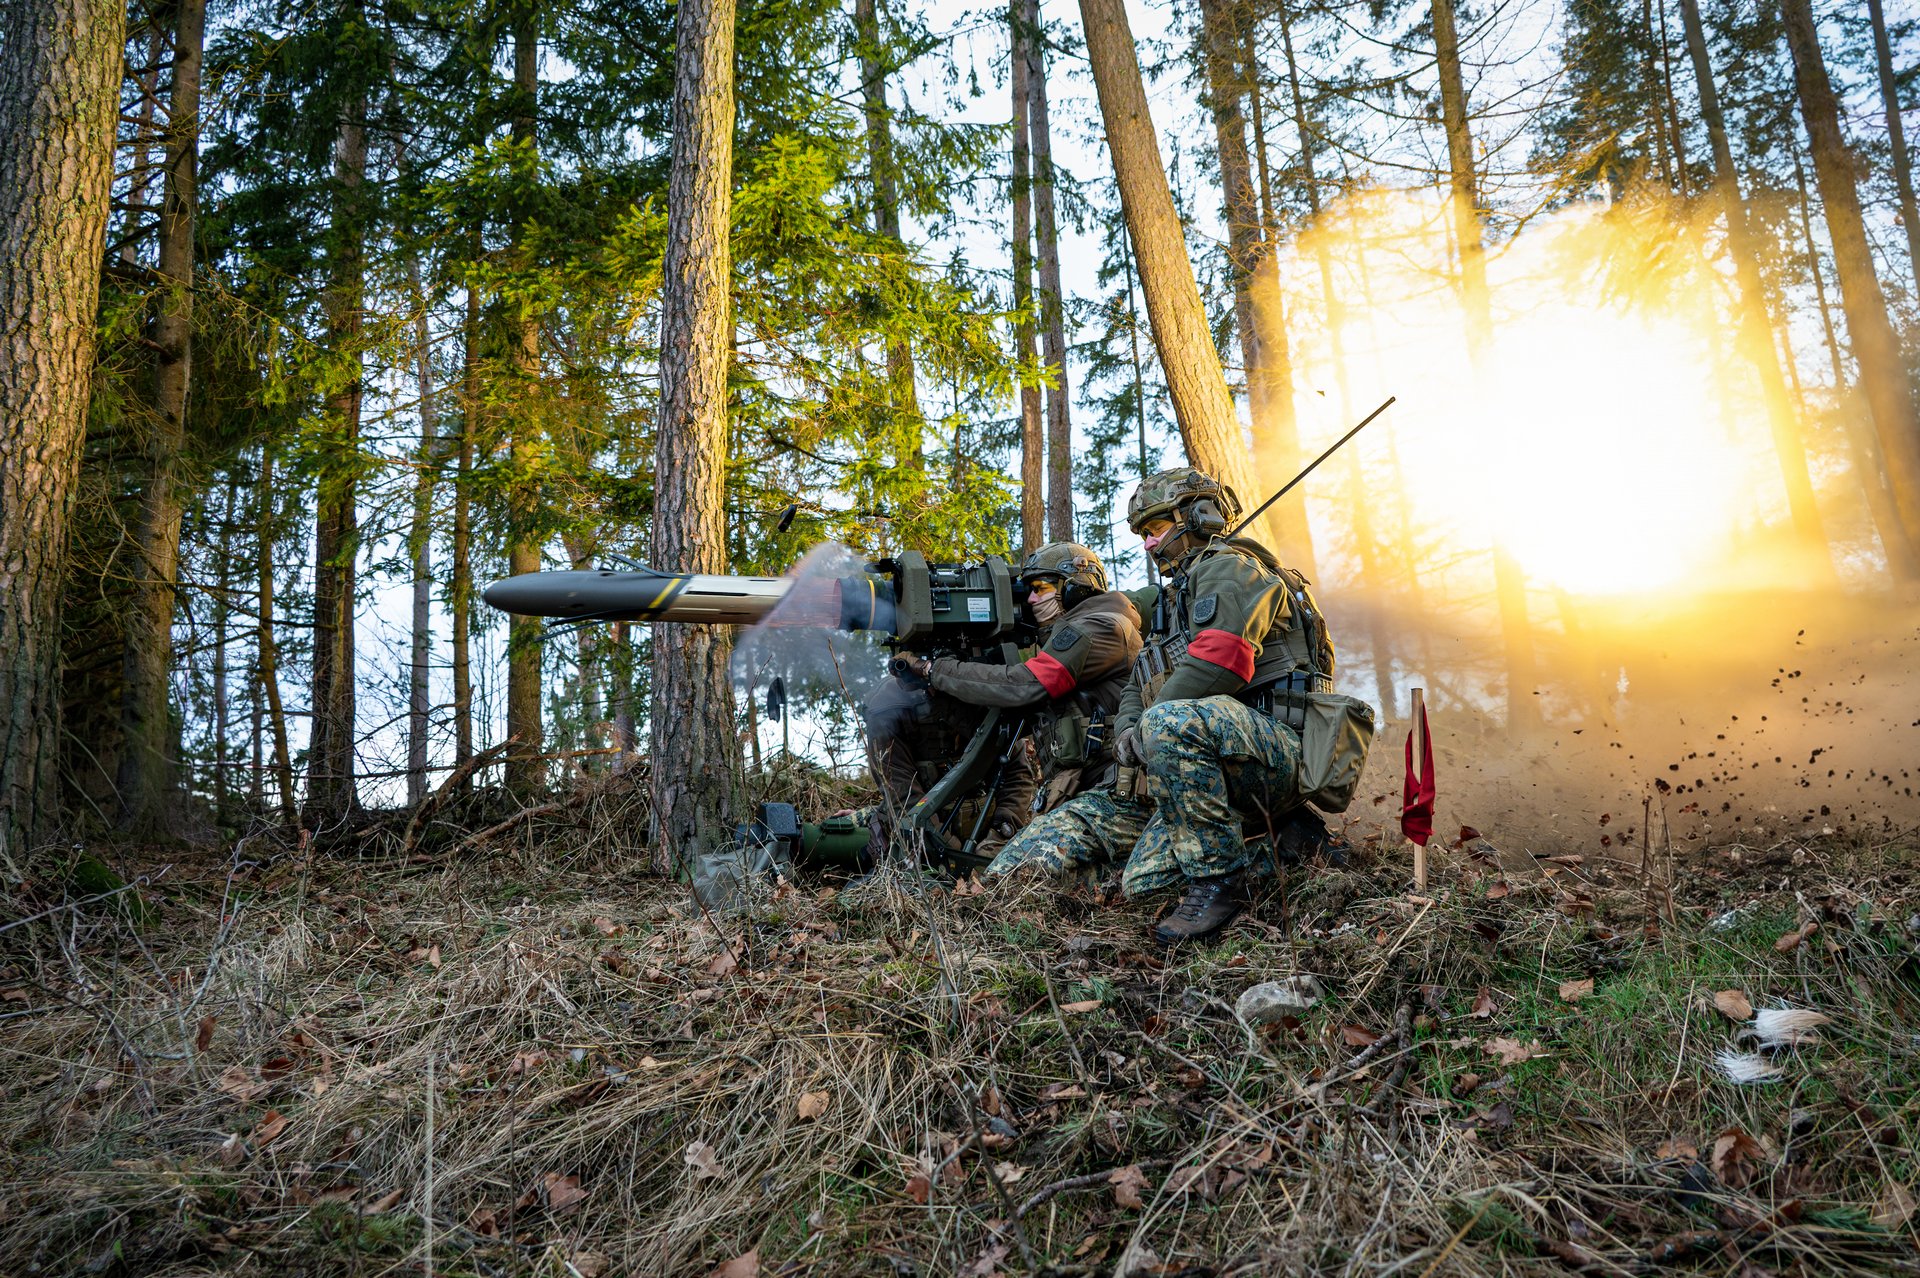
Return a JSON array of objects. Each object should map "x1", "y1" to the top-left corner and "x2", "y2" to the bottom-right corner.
[
  {"x1": 1186, "y1": 629, "x2": 1256, "y2": 681},
  {"x1": 1024, "y1": 651, "x2": 1078, "y2": 697}
]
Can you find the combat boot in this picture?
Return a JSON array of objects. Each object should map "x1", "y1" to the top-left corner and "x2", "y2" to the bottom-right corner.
[{"x1": 1152, "y1": 870, "x2": 1247, "y2": 945}]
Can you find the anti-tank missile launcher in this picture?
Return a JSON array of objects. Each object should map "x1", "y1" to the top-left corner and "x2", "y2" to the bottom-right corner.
[{"x1": 482, "y1": 552, "x2": 1038, "y2": 871}]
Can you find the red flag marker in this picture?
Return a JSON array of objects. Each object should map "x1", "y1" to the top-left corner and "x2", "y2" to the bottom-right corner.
[{"x1": 1402, "y1": 689, "x2": 1435, "y2": 886}]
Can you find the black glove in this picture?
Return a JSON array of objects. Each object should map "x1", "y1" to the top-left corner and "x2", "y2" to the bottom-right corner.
[{"x1": 1114, "y1": 725, "x2": 1146, "y2": 768}]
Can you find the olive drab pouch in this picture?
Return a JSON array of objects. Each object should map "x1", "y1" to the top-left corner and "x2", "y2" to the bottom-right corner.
[
  {"x1": 1277, "y1": 690, "x2": 1377, "y2": 813},
  {"x1": 1046, "y1": 711, "x2": 1091, "y2": 768}
]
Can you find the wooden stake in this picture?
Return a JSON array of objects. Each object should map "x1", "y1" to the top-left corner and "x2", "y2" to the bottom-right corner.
[{"x1": 1410, "y1": 687, "x2": 1428, "y2": 890}]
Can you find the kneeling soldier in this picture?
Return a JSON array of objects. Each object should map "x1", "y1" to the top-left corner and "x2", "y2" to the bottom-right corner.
[
  {"x1": 988, "y1": 468, "x2": 1344, "y2": 944},
  {"x1": 868, "y1": 542, "x2": 1143, "y2": 856}
]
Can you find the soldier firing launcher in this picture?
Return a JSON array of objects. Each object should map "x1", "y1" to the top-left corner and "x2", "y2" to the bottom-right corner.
[{"x1": 482, "y1": 552, "x2": 1038, "y2": 870}]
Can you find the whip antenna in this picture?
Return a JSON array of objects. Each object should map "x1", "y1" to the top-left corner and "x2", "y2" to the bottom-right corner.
[{"x1": 1228, "y1": 396, "x2": 1396, "y2": 538}]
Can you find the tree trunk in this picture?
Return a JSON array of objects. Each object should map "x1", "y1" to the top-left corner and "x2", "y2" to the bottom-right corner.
[
  {"x1": 405, "y1": 251, "x2": 437, "y2": 806},
  {"x1": 1277, "y1": 2, "x2": 1393, "y2": 707},
  {"x1": 306, "y1": 85, "x2": 368, "y2": 829},
  {"x1": 853, "y1": 0, "x2": 926, "y2": 469},
  {"x1": 1867, "y1": 0, "x2": 1920, "y2": 302},
  {"x1": 212, "y1": 471, "x2": 234, "y2": 826},
  {"x1": 0, "y1": 0, "x2": 124, "y2": 866},
  {"x1": 255, "y1": 448, "x2": 295, "y2": 824},
  {"x1": 504, "y1": 2, "x2": 546, "y2": 798},
  {"x1": 651, "y1": 0, "x2": 744, "y2": 880},
  {"x1": 610, "y1": 620, "x2": 635, "y2": 771},
  {"x1": 1077, "y1": 0, "x2": 1265, "y2": 532},
  {"x1": 1656, "y1": 0, "x2": 1690, "y2": 198},
  {"x1": 1641, "y1": 0, "x2": 1673, "y2": 189},
  {"x1": 452, "y1": 268, "x2": 477, "y2": 776},
  {"x1": 1010, "y1": 0, "x2": 1044, "y2": 555},
  {"x1": 1431, "y1": 0, "x2": 1537, "y2": 731},
  {"x1": 116, "y1": 0, "x2": 205, "y2": 834},
  {"x1": 1780, "y1": 0, "x2": 1920, "y2": 550},
  {"x1": 1198, "y1": 0, "x2": 1313, "y2": 574},
  {"x1": 1676, "y1": 0, "x2": 1831, "y2": 569},
  {"x1": 1023, "y1": 0, "x2": 1074, "y2": 542}
]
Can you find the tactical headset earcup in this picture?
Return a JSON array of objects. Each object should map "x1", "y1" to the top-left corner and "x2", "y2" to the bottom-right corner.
[{"x1": 1220, "y1": 485, "x2": 1242, "y2": 521}]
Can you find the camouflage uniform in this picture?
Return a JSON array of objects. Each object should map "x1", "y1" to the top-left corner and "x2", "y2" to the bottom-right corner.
[
  {"x1": 864, "y1": 546, "x2": 1142, "y2": 857},
  {"x1": 989, "y1": 502, "x2": 1335, "y2": 899}
]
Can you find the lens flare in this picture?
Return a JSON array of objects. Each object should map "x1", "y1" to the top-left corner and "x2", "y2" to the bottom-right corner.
[{"x1": 1286, "y1": 190, "x2": 1801, "y2": 599}]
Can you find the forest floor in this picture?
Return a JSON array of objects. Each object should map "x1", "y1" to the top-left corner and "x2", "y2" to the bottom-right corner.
[{"x1": 4, "y1": 778, "x2": 1920, "y2": 1277}]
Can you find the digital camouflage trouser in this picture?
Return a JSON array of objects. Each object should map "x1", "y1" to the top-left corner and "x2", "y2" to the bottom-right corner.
[{"x1": 986, "y1": 695, "x2": 1303, "y2": 897}]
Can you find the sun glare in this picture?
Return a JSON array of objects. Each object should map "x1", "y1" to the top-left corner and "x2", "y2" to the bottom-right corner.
[{"x1": 1286, "y1": 192, "x2": 1769, "y2": 599}]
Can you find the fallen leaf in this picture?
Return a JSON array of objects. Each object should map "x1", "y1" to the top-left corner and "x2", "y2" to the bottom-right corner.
[
  {"x1": 1654, "y1": 1138, "x2": 1700, "y2": 1161},
  {"x1": 707, "y1": 947, "x2": 739, "y2": 977},
  {"x1": 1774, "y1": 923, "x2": 1817, "y2": 953},
  {"x1": 1042, "y1": 1083, "x2": 1088, "y2": 1100},
  {"x1": 543, "y1": 1172, "x2": 588, "y2": 1214},
  {"x1": 1558, "y1": 978, "x2": 1595, "y2": 1003},
  {"x1": 508, "y1": 1050, "x2": 547, "y2": 1075},
  {"x1": 684, "y1": 1141, "x2": 727, "y2": 1181},
  {"x1": 1485, "y1": 880, "x2": 1511, "y2": 900},
  {"x1": 592, "y1": 916, "x2": 622, "y2": 936},
  {"x1": 905, "y1": 1172, "x2": 932, "y2": 1204},
  {"x1": 1872, "y1": 1183, "x2": 1916, "y2": 1229},
  {"x1": 796, "y1": 1090, "x2": 829, "y2": 1121},
  {"x1": 467, "y1": 1206, "x2": 498, "y2": 1237},
  {"x1": 217, "y1": 1132, "x2": 246, "y2": 1166},
  {"x1": 219, "y1": 1064, "x2": 268, "y2": 1102},
  {"x1": 1109, "y1": 1163, "x2": 1151, "y2": 1210},
  {"x1": 1340, "y1": 1024, "x2": 1381, "y2": 1048},
  {"x1": 1711, "y1": 1127, "x2": 1766, "y2": 1188},
  {"x1": 958, "y1": 1241, "x2": 1010, "y2": 1278},
  {"x1": 1059, "y1": 999, "x2": 1102, "y2": 1014},
  {"x1": 570, "y1": 1253, "x2": 610, "y2": 1278},
  {"x1": 1713, "y1": 990, "x2": 1754, "y2": 1022},
  {"x1": 637, "y1": 1055, "x2": 667, "y2": 1071},
  {"x1": 1485, "y1": 1037, "x2": 1544, "y2": 1066},
  {"x1": 1453, "y1": 1072, "x2": 1484, "y2": 1096},
  {"x1": 251, "y1": 1109, "x2": 290, "y2": 1145},
  {"x1": 992, "y1": 1161, "x2": 1030, "y2": 1184},
  {"x1": 195, "y1": 1015, "x2": 217, "y2": 1052},
  {"x1": 365, "y1": 1186, "x2": 406, "y2": 1212},
  {"x1": 706, "y1": 1248, "x2": 759, "y2": 1278},
  {"x1": 1470, "y1": 987, "x2": 1496, "y2": 1018},
  {"x1": 427, "y1": 944, "x2": 441, "y2": 969}
]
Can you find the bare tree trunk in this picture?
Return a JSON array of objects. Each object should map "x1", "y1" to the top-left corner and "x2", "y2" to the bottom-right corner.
[
  {"x1": 452, "y1": 268, "x2": 477, "y2": 776},
  {"x1": 212, "y1": 471, "x2": 234, "y2": 825},
  {"x1": 306, "y1": 83, "x2": 368, "y2": 829},
  {"x1": 1431, "y1": 0, "x2": 1536, "y2": 731},
  {"x1": 1867, "y1": 0, "x2": 1920, "y2": 302},
  {"x1": 117, "y1": 0, "x2": 205, "y2": 834},
  {"x1": 1077, "y1": 0, "x2": 1266, "y2": 531},
  {"x1": 651, "y1": 0, "x2": 744, "y2": 879},
  {"x1": 1198, "y1": 0, "x2": 1313, "y2": 573},
  {"x1": 1119, "y1": 232, "x2": 1159, "y2": 585},
  {"x1": 254, "y1": 448, "x2": 295, "y2": 824},
  {"x1": 1022, "y1": 0, "x2": 1074, "y2": 542},
  {"x1": 1781, "y1": 0, "x2": 1920, "y2": 551},
  {"x1": 504, "y1": 3, "x2": 546, "y2": 798},
  {"x1": 1641, "y1": 0, "x2": 1673, "y2": 189},
  {"x1": 1656, "y1": 0, "x2": 1690, "y2": 198},
  {"x1": 853, "y1": 0, "x2": 925, "y2": 469},
  {"x1": 405, "y1": 252, "x2": 437, "y2": 805},
  {"x1": 1676, "y1": 0, "x2": 1831, "y2": 569},
  {"x1": 1010, "y1": 0, "x2": 1044, "y2": 555},
  {"x1": 0, "y1": 0, "x2": 125, "y2": 865},
  {"x1": 610, "y1": 620, "x2": 635, "y2": 771}
]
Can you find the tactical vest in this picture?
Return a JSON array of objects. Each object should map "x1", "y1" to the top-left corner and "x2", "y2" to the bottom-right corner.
[{"x1": 1133, "y1": 540, "x2": 1336, "y2": 724}]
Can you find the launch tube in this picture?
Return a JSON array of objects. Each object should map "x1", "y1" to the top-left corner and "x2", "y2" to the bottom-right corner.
[{"x1": 481, "y1": 567, "x2": 896, "y2": 631}]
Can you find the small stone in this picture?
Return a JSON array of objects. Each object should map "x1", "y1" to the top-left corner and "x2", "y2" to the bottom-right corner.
[{"x1": 1235, "y1": 975, "x2": 1327, "y2": 1025}]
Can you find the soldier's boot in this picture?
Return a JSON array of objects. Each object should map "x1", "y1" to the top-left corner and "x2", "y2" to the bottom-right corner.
[
  {"x1": 1271, "y1": 807, "x2": 1349, "y2": 867},
  {"x1": 1151, "y1": 870, "x2": 1248, "y2": 946}
]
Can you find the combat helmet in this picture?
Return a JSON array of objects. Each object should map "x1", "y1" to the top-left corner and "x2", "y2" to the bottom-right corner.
[
  {"x1": 1019, "y1": 542, "x2": 1108, "y2": 611},
  {"x1": 1127, "y1": 467, "x2": 1241, "y2": 564}
]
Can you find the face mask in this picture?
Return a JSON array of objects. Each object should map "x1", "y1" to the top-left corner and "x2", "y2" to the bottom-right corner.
[{"x1": 1031, "y1": 592, "x2": 1064, "y2": 625}]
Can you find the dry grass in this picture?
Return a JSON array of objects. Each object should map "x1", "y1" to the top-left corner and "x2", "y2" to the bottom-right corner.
[{"x1": 4, "y1": 787, "x2": 1919, "y2": 1277}]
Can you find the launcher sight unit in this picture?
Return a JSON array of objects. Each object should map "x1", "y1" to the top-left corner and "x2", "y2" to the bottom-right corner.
[{"x1": 483, "y1": 551, "x2": 1038, "y2": 872}]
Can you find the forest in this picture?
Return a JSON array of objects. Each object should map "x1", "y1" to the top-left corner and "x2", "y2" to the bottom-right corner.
[{"x1": 2, "y1": 0, "x2": 1919, "y2": 1266}]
